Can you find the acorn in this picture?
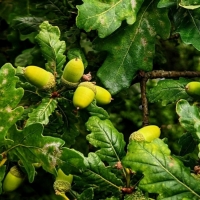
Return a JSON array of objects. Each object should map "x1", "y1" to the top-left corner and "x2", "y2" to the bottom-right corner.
[
  {"x1": 3, "y1": 165, "x2": 26, "y2": 192},
  {"x1": 185, "y1": 81, "x2": 200, "y2": 97},
  {"x1": 95, "y1": 85, "x2": 112, "y2": 105},
  {"x1": 129, "y1": 125, "x2": 161, "y2": 142},
  {"x1": 61, "y1": 58, "x2": 84, "y2": 88},
  {"x1": 24, "y1": 66, "x2": 56, "y2": 90},
  {"x1": 73, "y1": 82, "x2": 96, "y2": 109},
  {"x1": 53, "y1": 169, "x2": 73, "y2": 194}
]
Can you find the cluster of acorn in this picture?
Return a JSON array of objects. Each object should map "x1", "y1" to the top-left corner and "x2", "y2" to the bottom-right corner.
[{"x1": 23, "y1": 58, "x2": 112, "y2": 109}]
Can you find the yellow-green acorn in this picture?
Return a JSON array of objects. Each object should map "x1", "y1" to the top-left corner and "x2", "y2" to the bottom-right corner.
[
  {"x1": 95, "y1": 85, "x2": 112, "y2": 105},
  {"x1": 73, "y1": 82, "x2": 96, "y2": 109},
  {"x1": 129, "y1": 125, "x2": 161, "y2": 142},
  {"x1": 53, "y1": 169, "x2": 73, "y2": 193},
  {"x1": 3, "y1": 165, "x2": 25, "y2": 192},
  {"x1": 185, "y1": 81, "x2": 200, "y2": 97},
  {"x1": 61, "y1": 58, "x2": 84, "y2": 88},
  {"x1": 24, "y1": 66, "x2": 56, "y2": 90}
]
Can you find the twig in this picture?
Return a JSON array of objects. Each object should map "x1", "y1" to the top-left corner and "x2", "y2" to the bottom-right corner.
[
  {"x1": 142, "y1": 70, "x2": 200, "y2": 79},
  {"x1": 140, "y1": 77, "x2": 149, "y2": 126}
]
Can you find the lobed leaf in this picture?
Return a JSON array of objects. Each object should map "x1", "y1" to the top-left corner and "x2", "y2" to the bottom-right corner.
[
  {"x1": 7, "y1": 123, "x2": 85, "y2": 182},
  {"x1": 86, "y1": 116, "x2": 126, "y2": 164},
  {"x1": 174, "y1": 8, "x2": 200, "y2": 51},
  {"x1": 95, "y1": 0, "x2": 171, "y2": 94},
  {"x1": 157, "y1": 0, "x2": 177, "y2": 8},
  {"x1": 122, "y1": 139, "x2": 200, "y2": 199},
  {"x1": 86, "y1": 100, "x2": 110, "y2": 120},
  {"x1": 35, "y1": 21, "x2": 66, "y2": 76},
  {"x1": 56, "y1": 98, "x2": 80, "y2": 147},
  {"x1": 25, "y1": 98, "x2": 57, "y2": 127},
  {"x1": 0, "y1": 63, "x2": 24, "y2": 147},
  {"x1": 77, "y1": 188, "x2": 94, "y2": 200},
  {"x1": 77, "y1": 153, "x2": 122, "y2": 193},
  {"x1": 179, "y1": 0, "x2": 200, "y2": 9},
  {"x1": 176, "y1": 99, "x2": 200, "y2": 141},
  {"x1": 76, "y1": 0, "x2": 144, "y2": 38},
  {"x1": 178, "y1": 132, "x2": 196, "y2": 156},
  {"x1": 147, "y1": 78, "x2": 192, "y2": 105},
  {"x1": 11, "y1": 16, "x2": 44, "y2": 35},
  {"x1": 0, "y1": 166, "x2": 6, "y2": 194}
]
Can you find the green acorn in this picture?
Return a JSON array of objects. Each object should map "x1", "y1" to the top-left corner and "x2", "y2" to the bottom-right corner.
[
  {"x1": 3, "y1": 165, "x2": 25, "y2": 192},
  {"x1": 129, "y1": 125, "x2": 161, "y2": 142},
  {"x1": 24, "y1": 66, "x2": 56, "y2": 90},
  {"x1": 61, "y1": 58, "x2": 84, "y2": 88},
  {"x1": 95, "y1": 85, "x2": 112, "y2": 105},
  {"x1": 73, "y1": 82, "x2": 96, "y2": 109},
  {"x1": 185, "y1": 81, "x2": 200, "y2": 97}
]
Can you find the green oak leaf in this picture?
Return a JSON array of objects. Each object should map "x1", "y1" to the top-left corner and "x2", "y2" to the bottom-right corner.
[
  {"x1": 11, "y1": 16, "x2": 44, "y2": 35},
  {"x1": 147, "y1": 78, "x2": 192, "y2": 105},
  {"x1": 0, "y1": 166, "x2": 6, "y2": 194},
  {"x1": 86, "y1": 100, "x2": 110, "y2": 120},
  {"x1": 157, "y1": 0, "x2": 177, "y2": 8},
  {"x1": 7, "y1": 123, "x2": 85, "y2": 182},
  {"x1": 176, "y1": 99, "x2": 200, "y2": 141},
  {"x1": 0, "y1": 63, "x2": 24, "y2": 147},
  {"x1": 178, "y1": 132, "x2": 196, "y2": 156},
  {"x1": 76, "y1": 0, "x2": 144, "y2": 38},
  {"x1": 95, "y1": 0, "x2": 171, "y2": 94},
  {"x1": 77, "y1": 188, "x2": 94, "y2": 200},
  {"x1": 25, "y1": 98, "x2": 57, "y2": 127},
  {"x1": 122, "y1": 139, "x2": 200, "y2": 199},
  {"x1": 15, "y1": 46, "x2": 44, "y2": 67},
  {"x1": 86, "y1": 116, "x2": 126, "y2": 164},
  {"x1": 174, "y1": 8, "x2": 200, "y2": 51},
  {"x1": 55, "y1": 98, "x2": 80, "y2": 147},
  {"x1": 76, "y1": 153, "x2": 122, "y2": 194},
  {"x1": 179, "y1": 0, "x2": 200, "y2": 9},
  {"x1": 35, "y1": 21, "x2": 66, "y2": 76}
]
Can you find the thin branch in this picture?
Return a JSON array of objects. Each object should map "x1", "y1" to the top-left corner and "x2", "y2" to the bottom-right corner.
[
  {"x1": 142, "y1": 70, "x2": 200, "y2": 79},
  {"x1": 140, "y1": 77, "x2": 149, "y2": 126}
]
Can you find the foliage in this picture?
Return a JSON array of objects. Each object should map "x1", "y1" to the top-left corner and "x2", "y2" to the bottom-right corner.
[{"x1": 1, "y1": 0, "x2": 200, "y2": 199}]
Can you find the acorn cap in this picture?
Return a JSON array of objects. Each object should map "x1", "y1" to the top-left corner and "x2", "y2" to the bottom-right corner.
[
  {"x1": 42, "y1": 72, "x2": 56, "y2": 90},
  {"x1": 9, "y1": 165, "x2": 25, "y2": 179},
  {"x1": 53, "y1": 180, "x2": 71, "y2": 193},
  {"x1": 78, "y1": 82, "x2": 96, "y2": 94},
  {"x1": 56, "y1": 169, "x2": 73, "y2": 184},
  {"x1": 61, "y1": 75, "x2": 80, "y2": 88},
  {"x1": 129, "y1": 131, "x2": 145, "y2": 141}
]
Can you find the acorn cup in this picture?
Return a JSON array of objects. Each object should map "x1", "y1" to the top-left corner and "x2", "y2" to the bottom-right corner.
[
  {"x1": 3, "y1": 165, "x2": 26, "y2": 192},
  {"x1": 61, "y1": 58, "x2": 84, "y2": 88},
  {"x1": 73, "y1": 82, "x2": 96, "y2": 109},
  {"x1": 53, "y1": 169, "x2": 73, "y2": 194},
  {"x1": 24, "y1": 66, "x2": 56, "y2": 90},
  {"x1": 129, "y1": 125, "x2": 161, "y2": 142}
]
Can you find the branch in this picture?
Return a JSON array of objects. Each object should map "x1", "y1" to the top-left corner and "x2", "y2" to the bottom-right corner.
[
  {"x1": 140, "y1": 77, "x2": 149, "y2": 126},
  {"x1": 142, "y1": 70, "x2": 200, "y2": 79}
]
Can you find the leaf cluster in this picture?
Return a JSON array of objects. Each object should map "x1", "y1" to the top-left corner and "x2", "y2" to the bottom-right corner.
[{"x1": 1, "y1": 0, "x2": 200, "y2": 199}]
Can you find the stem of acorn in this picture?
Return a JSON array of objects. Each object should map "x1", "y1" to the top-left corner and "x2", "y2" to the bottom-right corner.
[
  {"x1": 56, "y1": 191, "x2": 70, "y2": 200},
  {"x1": 0, "y1": 152, "x2": 7, "y2": 167},
  {"x1": 125, "y1": 168, "x2": 131, "y2": 188}
]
